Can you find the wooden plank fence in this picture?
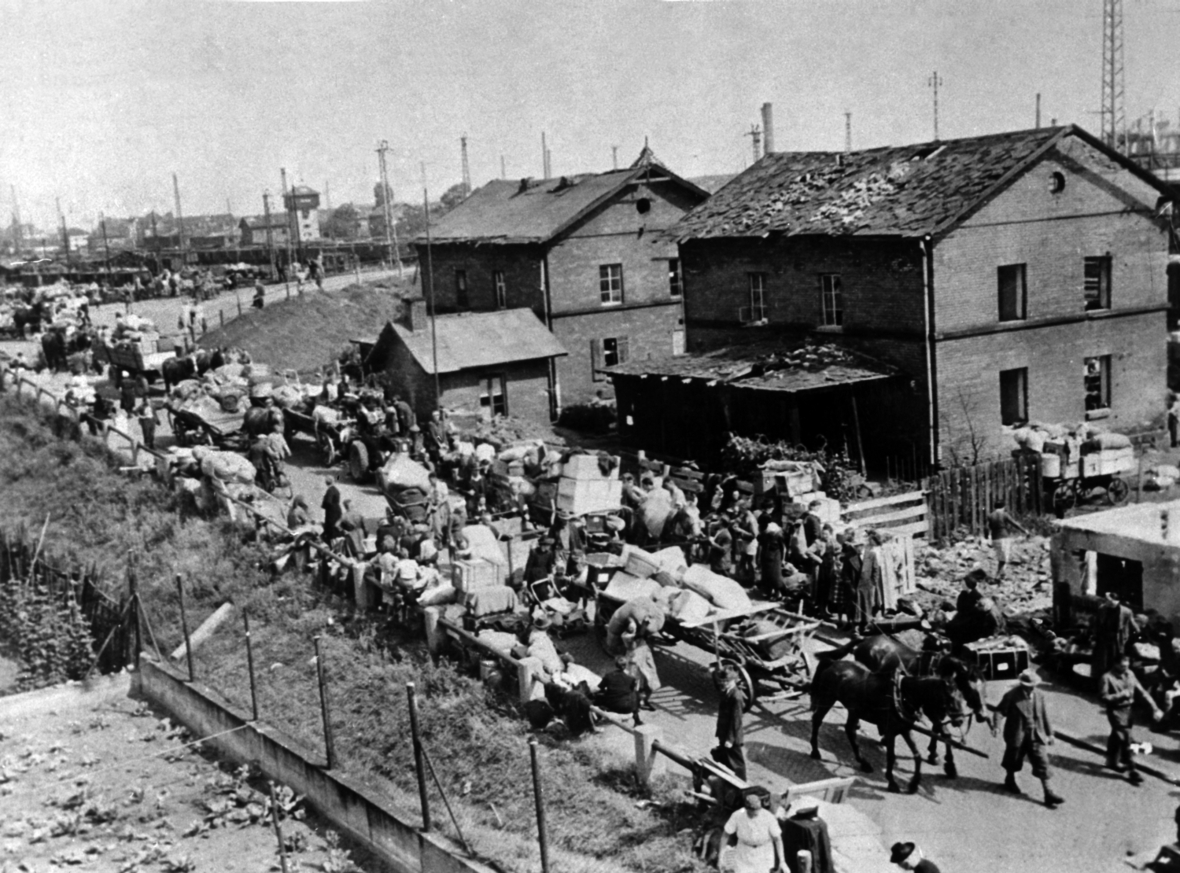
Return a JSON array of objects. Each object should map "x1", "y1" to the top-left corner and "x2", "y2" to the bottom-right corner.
[
  {"x1": 926, "y1": 454, "x2": 1044, "y2": 541},
  {"x1": 841, "y1": 490, "x2": 929, "y2": 539}
]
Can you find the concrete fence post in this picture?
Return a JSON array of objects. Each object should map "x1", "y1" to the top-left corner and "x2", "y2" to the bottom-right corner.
[{"x1": 633, "y1": 723, "x2": 666, "y2": 788}]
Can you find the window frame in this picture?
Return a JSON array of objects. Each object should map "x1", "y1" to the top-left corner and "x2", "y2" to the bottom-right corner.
[
  {"x1": 599, "y1": 263, "x2": 623, "y2": 306},
  {"x1": 743, "y1": 272, "x2": 767, "y2": 323},
  {"x1": 819, "y1": 273, "x2": 844, "y2": 327},
  {"x1": 999, "y1": 367, "x2": 1029, "y2": 427},
  {"x1": 1084, "y1": 354, "x2": 1112, "y2": 416},
  {"x1": 1083, "y1": 256, "x2": 1111, "y2": 312},
  {"x1": 997, "y1": 263, "x2": 1027, "y2": 323},
  {"x1": 493, "y1": 270, "x2": 506, "y2": 309},
  {"x1": 668, "y1": 258, "x2": 683, "y2": 298},
  {"x1": 455, "y1": 269, "x2": 469, "y2": 309},
  {"x1": 479, "y1": 374, "x2": 507, "y2": 418}
]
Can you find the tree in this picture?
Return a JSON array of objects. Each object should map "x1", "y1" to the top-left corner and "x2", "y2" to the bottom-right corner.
[
  {"x1": 438, "y1": 183, "x2": 467, "y2": 212},
  {"x1": 321, "y1": 204, "x2": 362, "y2": 240}
]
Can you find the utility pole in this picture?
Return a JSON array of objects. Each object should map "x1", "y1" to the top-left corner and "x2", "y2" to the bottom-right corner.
[
  {"x1": 262, "y1": 192, "x2": 276, "y2": 276},
  {"x1": 10, "y1": 186, "x2": 22, "y2": 257},
  {"x1": 56, "y1": 197, "x2": 68, "y2": 260},
  {"x1": 324, "y1": 181, "x2": 331, "y2": 212},
  {"x1": 376, "y1": 139, "x2": 402, "y2": 274},
  {"x1": 500, "y1": 154, "x2": 506, "y2": 179},
  {"x1": 844, "y1": 112, "x2": 852, "y2": 154},
  {"x1": 928, "y1": 71, "x2": 943, "y2": 141},
  {"x1": 1035, "y1": 93, "x2": 1042, "y2": 129},
  {"x1": 612, "y1": 146, "x2": 619, "y2": 170},
  {"x1": 1100, "y1": 0, "x2": 1126, "y2": 152},
  {"x1": 745, "y1": 124, "x2": 762, "y2": 165},
  {"x1": 172, "y1": 172, "x2": 187, "y2": 267},
  {"x1": 421, "y1": 162, "x2": 440, "y2": 412},
  {"x1": 541, "y1": 132, "x2": 549, "y2": 180},
  {"x1": 99, "y1": 211, "x2": 111, "y2": 273},
  {"x1": 280, "y1": 168, "x2": 295, "y2": 270},
  {"x1": 460, "y1": 134, "x2": 471, "y2": 198}
]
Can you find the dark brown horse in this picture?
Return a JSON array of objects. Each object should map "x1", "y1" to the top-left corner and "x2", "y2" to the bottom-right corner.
[
  {"x1": 820, "y1": 634, "x2": 991, "y2": 778},
  {"x1": 808, "y1": 659, "x2": 967, "y2": 794}
]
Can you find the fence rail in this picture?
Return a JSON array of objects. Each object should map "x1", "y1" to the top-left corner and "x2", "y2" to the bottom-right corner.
[
  {"x1": 842, "y1": 490, "x2": 929, "y2": 539},
  {"x1": 926, "y1": 454, "x2": 1043, "y2": 541}
]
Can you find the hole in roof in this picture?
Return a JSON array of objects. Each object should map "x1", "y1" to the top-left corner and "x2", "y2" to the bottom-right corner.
[
  {"x1": 636, "y1": 198, "x2": 652, "y2": 214},
  {"x1": 911, "y1": 145, "x2": 946, "y2": 161},
  {"x1": 1049, "y1": 171, "x2": 1065, "y2": 194}
]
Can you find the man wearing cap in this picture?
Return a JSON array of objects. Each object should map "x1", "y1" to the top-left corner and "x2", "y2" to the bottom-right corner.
[
  {"x1": 1101, "y1": 653, "x2": 1163, "y2": 784},
  {"x1": 991, "y1": 670, "x2": 1064, "y2": 807},
  {"x1": 889, "y1": 841, "x2": 939, "y2": 873},
  {"x1": 714, "y1": 665, "x2": 747, "y2": 780}
]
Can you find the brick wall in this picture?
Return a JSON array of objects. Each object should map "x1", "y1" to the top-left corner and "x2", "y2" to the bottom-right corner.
[
  {"x1": 416, "y1": 243, "x2": 545, "y2": 314},
  {"x1": 936, "y1": 311, "x2": 1166, "y2": 462},
  {"x1": 680, "y1": 236, "x2": 926, "y2": 338},
  {"x1": 552, "y1": 303, "x2": 682, "y2": 405},
  {"x1": 934, "y1": 137, "x2": 1170, "y2": 334},
  {"x1": 439, "y1": 361, "x2": 552, "y2": 425}
]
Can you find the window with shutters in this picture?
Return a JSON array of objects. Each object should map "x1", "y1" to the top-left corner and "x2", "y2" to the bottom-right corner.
[
  {"x1": 599, "y1": 264, "x2": 623, "y2": 305},
  {"x1": 668, "y1": 259, "x2": 682, "y2": 298},
  {"x1": 592, "y1": 336, "x2": 629, "y2": 381},
  {"x1": 1084, "y1": 256, "x2": 1111, "y2": 311},
  {"x1": 455, "y1": 269, "x2": 469, "y2": 309},
  {"x1": 997, "y1": 264, "x2": 1027, "y2": 322},
  {"x1": 479, "y1": 375, "x2": 507, "y2": 418},
  {"x1": 493, "y1": 270, "x2": 506, "y2": 309},
  {"x1": 1084, "y1": 355, "x2": 1111, "y2": 414},
  {"x1": 819, "y1": 274, "x2": 843, "y2": 327},
  {"x1": 999, "y1": 367, "x2": 1028, "y2": 426}
]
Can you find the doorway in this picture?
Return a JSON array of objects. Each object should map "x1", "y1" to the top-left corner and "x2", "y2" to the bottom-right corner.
[{"x1": 1095, "y1": 553, "x2": 1143, "y2": 611}]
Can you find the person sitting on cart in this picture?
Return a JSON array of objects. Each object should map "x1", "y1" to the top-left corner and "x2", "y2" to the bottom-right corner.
[
  {"x1": 524, "y1": 536, "x2": 559, "y2": 588},
  {"x1": 595, "y1": 656, "x2": 641, "y2": 724}
]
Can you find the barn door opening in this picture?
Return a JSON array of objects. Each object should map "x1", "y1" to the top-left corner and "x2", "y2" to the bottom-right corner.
[{"x1": 1095, "y1": 553, "x2": 1143, "y2": 612}]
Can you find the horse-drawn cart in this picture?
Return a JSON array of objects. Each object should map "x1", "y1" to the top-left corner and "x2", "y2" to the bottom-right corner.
[
  {"x1": 1042, "y1": 444, "x2": 1135, "y2": 508},
  {"x1": 97, "y1": 340, "x2": 173, "y2": 387},
  {"x1": 168, "y1": 395, "x2": 248, "y2": 450},
  {"x1": 594, "y1": 582, "x2": 820, "y2": 709}
]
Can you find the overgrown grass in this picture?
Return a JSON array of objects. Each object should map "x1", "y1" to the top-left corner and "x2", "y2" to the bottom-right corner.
[{"x1": 0, "y1": 392, "x2": 709, "y2": 873}]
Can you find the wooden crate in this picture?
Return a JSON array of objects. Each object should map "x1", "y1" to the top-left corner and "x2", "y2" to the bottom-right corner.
[
  {"x1": 966, "y1": 639, "x2": 1030, "y2": 681},
  {"x1": 452, "y1": 557, "x2": 501, "y2": 595}
]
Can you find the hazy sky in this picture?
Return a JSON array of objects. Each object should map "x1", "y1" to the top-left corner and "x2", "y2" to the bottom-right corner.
[{"x1": 2, "y1": 0, "x2": 1178, "y2": 229}]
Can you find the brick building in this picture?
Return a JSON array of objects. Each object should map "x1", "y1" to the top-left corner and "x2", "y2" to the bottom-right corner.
[
  {"x1": 415, "y1": 148, "x2": 710, "y2": 414},
  {"x1": 675, "y1": 125, "x2": 1176, "y2": 465},
  {"x1": 364, "y1": 298, "x2": 567, "y2": 426}
]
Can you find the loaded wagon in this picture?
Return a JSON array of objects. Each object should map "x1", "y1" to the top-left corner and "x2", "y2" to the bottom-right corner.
[
  {"x1": 168, "y1": 395, "x2": 248, "y2": 450},
  {"x1": 1040, "y1": 440, "x2": 1135, "y2": 508},
  {"x1": 97, "y1": 339, "x2": 174, "y2": 388}
]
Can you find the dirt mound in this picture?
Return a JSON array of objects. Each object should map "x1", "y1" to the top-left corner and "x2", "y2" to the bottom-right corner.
[{"x1": 197, "y1": 281, "x2": 408, "y2": 377}]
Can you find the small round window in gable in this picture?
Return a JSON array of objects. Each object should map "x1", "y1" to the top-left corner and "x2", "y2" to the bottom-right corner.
[
  {"x1": 636, "y1": 197, "x2": 652, "y2": 214},
  {"x1": 1049, "y1": 171, "x2": 1066, "y2": 194}
]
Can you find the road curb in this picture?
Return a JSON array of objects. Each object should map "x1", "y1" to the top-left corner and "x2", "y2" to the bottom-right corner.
[{"x1": 1054, "y1": 727, "x2": 1179, "y2": 786}]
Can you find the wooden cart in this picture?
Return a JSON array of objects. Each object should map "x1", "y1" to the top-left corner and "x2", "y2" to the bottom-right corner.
[
  {"x1": 594, "y1": 584, "x2": 820, "y2": 709},
  {"x1": 1043, "y1": 447, "x2": 1134, "y2": 508}
]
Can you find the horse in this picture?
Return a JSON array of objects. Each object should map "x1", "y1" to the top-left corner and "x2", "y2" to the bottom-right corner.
[
  {"x1": 244, "y1": 405, "x2": 284, "y2": 438},
  {"x1": 821, "y1": 634, "x2": 990, "y2": 778},
  {"x1": 161, "y1": 355, "x2": 197, "y2": 391},
  {"x1": 12, "y1": 302, "x2": 49, "y2": 338},
  {"x1": 808, "y1": 658, "x2": 968, "y2": 794},
  {"x1": 634, "y1": 488, "x2": 703, "y2": 550}
]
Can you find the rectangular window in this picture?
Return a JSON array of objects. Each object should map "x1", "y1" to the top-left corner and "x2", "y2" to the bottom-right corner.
[
  {"x1": 455, "y1": 269, "x2": 469, "y2": 309},
  {"x1": 493, "y1": 270, "x2": 506, "y2": 309},
  {"x1": 999, "y1": 367, "x2": 1028, "y2": 426},
  {"x1": 480, "y1": 375, "x2": 506, "y2": 418},
  {"x1": 819, "y1": 274, "x2": 843, "y2": 327},
  {"x1": 742, "y1": 272, "x2": 766, "y2": 323},
  {"x1": 1084, "y1": 256, "x2": 1111, "y2": 311},
  {"x1": 668, "y1": 258, "x2": 682, "y2": 298},
  {"x1": 599, "y1": 264, "x2": 623, "y2": 305},
  {"x1": 997, "y1": 263, "x2": 1027, "y2": 322},
  {"x1": 592, "y1": 336, "x2": 629, "y2": 380},
  {"x1": 1084, "y1": 355, "x2": 1111, "y2": 413}
]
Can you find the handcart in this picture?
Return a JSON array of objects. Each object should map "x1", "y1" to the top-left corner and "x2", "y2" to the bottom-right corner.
[{"x1": 1042, "y1": 445, "x2": 1134, "y2": 508}]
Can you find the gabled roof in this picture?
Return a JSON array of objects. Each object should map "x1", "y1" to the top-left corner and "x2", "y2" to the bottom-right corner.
[
  {"x1": 605, "y1": 339, "x2": 894, "y2": 395},
  {"x1": 420, "y1": 149, "x2": 710, "y2": 245},
  {"x1": 676, "y1": 125, "x2": 1176, "y2": 241},
  {"x1": 381, "y1": 308, "x2": 567, "y2": 374}
]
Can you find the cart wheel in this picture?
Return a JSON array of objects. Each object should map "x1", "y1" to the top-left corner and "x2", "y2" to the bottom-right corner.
[
  {"x1": 349, "y1": 441, "x2": 369, "y2": 483},
  {"x1": 1107, "y1": 475, "x2": 1130, "y2": 505},
  {"x1": 719, "y1": 658, "x2": 757, "y2": 711},
  {"x1": 1051, "y1": 481, "x2": 1077, "y2": 510},
  {"x1": 856, "y1": 483, "x2": 874, "y2": 500}
]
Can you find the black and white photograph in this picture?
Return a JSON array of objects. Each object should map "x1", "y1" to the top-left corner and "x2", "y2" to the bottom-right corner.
[{"x1": 1, "y1": 1, "x2": 1179, "y2": 871}]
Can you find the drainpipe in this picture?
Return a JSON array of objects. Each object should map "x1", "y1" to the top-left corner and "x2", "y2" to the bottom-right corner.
[
  {"x1": 541, "y1": 253, "x2": 560, "y2": 419},
  {"x1": 920, "y1": 236, "x2": 939, "y2": 467}
]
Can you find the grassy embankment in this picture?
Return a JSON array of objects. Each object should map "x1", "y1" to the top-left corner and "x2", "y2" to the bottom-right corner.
[{"x1": 0, "y1": 393, "x2": 708, "y2": 873}]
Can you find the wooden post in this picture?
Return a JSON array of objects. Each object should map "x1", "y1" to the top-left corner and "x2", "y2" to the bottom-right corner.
[
  {"x1": 407, "y1": 682, "x2": 432, "y2": 831},
  {"x1": 1137, "y1": 455, "x2": 1144, "y2": 503},
  {"x1": 313, "y1": 636, "x2": 337, "y2": 769},
  {"x1": 850, "y1": 393, "x2": 867, "y2": 477},
  {"x1": 267, "y1": 781, "x2": 291, "y2": 873},
  {"x1": 129, "y1": 570, "x2": 141, "y2": 670},
  {"x1": 528, "y1": 737, "x2": 551, "y2": 873},
  {"x1": 244, "y1": 610, "x2": 259, "y2": 721},
  {"x1": 219, "y1": 309, "x2": 225, "y2": 328},
  {"x1": 175, "y1": 574, "x2": 194, "y2": 681}
]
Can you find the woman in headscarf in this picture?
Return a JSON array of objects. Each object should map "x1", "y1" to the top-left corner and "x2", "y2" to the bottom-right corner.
[{"x1": 722, "y1": 787, "x2": 785, "y2": 873}]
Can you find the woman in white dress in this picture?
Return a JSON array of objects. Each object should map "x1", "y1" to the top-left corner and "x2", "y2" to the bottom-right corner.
[{"x1": 722, "y1": 788, "x2": 785, "y2": 873}]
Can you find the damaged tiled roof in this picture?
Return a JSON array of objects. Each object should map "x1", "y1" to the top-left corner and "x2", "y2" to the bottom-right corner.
[
  {"x1": 604, "y1": 339, "x2": 894, "y2": 394},
  {"x1": 676, "y1": 125, "x2": 1167, "y2": 240},
  {"x1": 385, "y1": 308, "x2": 567, "y2": 374},
  {"x1": 421, "y1": 149, "x2": 710, "y2": 245}
]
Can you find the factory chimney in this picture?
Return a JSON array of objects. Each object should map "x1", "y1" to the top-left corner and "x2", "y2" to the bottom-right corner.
[{"x1": 761, "y1": 103, "x2": 775, "y2": 155}]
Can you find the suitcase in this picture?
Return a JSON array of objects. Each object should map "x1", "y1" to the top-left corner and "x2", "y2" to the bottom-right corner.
[{"x1": 966, "y1": 638, "x2": 1030, "y2": 681}]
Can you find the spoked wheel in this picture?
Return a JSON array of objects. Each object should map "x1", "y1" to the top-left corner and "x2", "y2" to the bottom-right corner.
[
  {"x1": 718, "y1": 658, "x2": 757, "y2": 711},
  {"x1": 1051, "y1": 480, "x2": 1077, "y2": 511},
  {"x1": 1106, "y1": 475, "x2": 1130, "y2": 505}
]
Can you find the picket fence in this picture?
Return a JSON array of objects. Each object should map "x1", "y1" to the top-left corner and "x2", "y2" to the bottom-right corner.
[{"x1": 925, "y1": 454, "x2": 1044, "y2": 541}]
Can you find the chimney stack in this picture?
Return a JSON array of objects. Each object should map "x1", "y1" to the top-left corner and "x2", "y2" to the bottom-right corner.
[
  {"x1": 403, "y1": 296, "x2": 428, "y2": 332},
  {"x1": 761, "y1": 102, "x2": 775, "y2": 155}
]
